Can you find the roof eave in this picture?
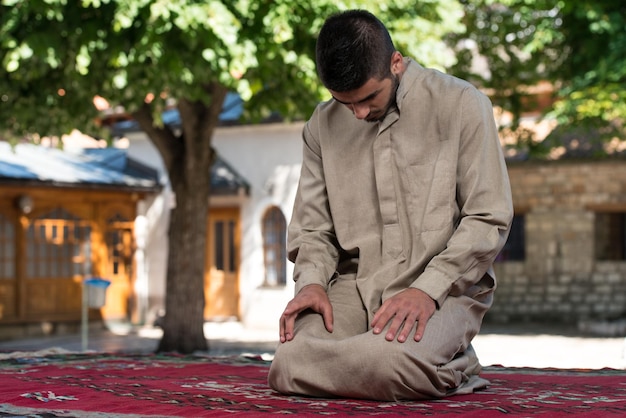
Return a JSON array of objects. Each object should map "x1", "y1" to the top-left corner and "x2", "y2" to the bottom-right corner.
[{"x1": 0, "y1": 178, "x2": 163, "y2": 194}]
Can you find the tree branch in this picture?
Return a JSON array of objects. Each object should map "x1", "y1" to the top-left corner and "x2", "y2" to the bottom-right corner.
[
  {"x1": 132, "y1": 103, "x2": 180, "y2": 174},
  {"x1": 177, "y1": 82, "x2": 228, "y2": 176}
]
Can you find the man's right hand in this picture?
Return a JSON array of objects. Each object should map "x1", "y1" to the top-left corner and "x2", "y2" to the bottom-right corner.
[{"x1": 279, "y1": 284, "x2": 334, "y2": 343}]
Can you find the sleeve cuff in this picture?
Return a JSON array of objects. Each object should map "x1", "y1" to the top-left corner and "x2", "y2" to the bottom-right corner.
[
  {"x1": 294, "y1": 272, "x2": 330, "y2": 295},
  {"x1": 410, "y1": 269, "x2": 452, "y2": 308}
]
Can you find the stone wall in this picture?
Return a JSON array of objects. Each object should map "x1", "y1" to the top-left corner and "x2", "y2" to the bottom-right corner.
[{"x1": 486, "y1": 159, "x2": 626, "y2": 332}]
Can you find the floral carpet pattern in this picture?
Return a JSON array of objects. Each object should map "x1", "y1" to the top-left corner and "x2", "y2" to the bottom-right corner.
[{"x1": 0, "y1": 353, "x2": 625, "y2": 417}]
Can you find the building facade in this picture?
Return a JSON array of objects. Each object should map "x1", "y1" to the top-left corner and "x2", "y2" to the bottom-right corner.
[
  {"x1": 121, "y1": 122, "x2": 304, "y2": 331},
  {"x1": 491, "y1": 159, "x2": 626, "y2": 330},
  {"x1": 0, "y1": 142, "x2": 160, "y2": 338},
  {"x1": 3, "y1": 125, "x2": 625, "y2": 339},
  {"x1": 131, "y1": 123, "x2": 626, "y2": 334}
]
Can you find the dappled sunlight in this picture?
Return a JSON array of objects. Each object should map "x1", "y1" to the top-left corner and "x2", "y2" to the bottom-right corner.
[
  {"x1": 495, "y1": 105, "x2": 558, "y2": 160},
  {"x1": 604, "y1": 136, "x2": 626, "y2": 154}
]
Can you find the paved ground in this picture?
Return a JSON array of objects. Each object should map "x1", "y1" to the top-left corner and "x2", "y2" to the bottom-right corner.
[
  {"x1": 474, "y1": 323, "x2": 626, "y2": 370},
  {"x1": 1, "y1": 321, "x2": 624, "y2": 370}
]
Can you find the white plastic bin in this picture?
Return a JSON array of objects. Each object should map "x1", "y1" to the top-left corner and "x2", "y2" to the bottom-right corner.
[{"x1": 84, "y1": 278, "x2": 111, "y2": 308}]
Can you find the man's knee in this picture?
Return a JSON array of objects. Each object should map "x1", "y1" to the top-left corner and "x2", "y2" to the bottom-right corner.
[
  {"x1": 267, "y1": 331, "x2": 476, "y2": 400},
  {"x1": 267, "y1": 337, "x2": 312, "y2": 394},
  {"x1": 267, "y1": 342, "x2": 292, "y2": 393}
]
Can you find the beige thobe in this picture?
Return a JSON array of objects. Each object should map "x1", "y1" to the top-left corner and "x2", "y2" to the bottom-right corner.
[{"x1": 268, "y1": 59, "x2": 513, "y2": 401}]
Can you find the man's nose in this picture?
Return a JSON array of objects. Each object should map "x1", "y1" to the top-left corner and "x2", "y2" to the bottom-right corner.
[{"x1": 352, "y1": 103, "x2": 370, "y2": 119}]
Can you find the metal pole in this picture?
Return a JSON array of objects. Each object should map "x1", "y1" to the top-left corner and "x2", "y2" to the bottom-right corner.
[{"x1": 81, "y1": 278, "x2": 88, "y2": 351}]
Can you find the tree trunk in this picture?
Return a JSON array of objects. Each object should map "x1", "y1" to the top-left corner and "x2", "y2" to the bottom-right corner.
[
  {"x1": 153, "y1": 87, "x2": 227, "y2": 353},
  {"x1": 156, "y1": 175, "x2": 210, "y2": 353}
]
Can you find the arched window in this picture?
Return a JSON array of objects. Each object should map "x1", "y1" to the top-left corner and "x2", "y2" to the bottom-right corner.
[{"x1": 262, "y1": 206, "x2": 287, "y2": 286}]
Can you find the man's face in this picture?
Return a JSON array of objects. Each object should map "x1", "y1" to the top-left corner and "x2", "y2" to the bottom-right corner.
[{"x1": 329, "y1": 75, "x2": 399, "y2": 123}]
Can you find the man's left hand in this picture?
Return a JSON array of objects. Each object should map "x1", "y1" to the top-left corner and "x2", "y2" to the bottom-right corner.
[{"x1": 371, "y1": 288, "x2": 436, "y2": 343}]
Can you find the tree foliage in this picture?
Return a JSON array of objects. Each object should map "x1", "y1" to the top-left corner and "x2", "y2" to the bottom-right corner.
[
  {"x1": 0, "y1": 0, "x2": 464, "y2": 353},
  {"x1": 448, "y1": 0, "x2": 626, "y2": 159},
  {"x1": 547, "y1": 0, "x2": 626, "y2": 156},
  {"x1": 1, "y1": 0, "x2": 463, "y2": 141}
]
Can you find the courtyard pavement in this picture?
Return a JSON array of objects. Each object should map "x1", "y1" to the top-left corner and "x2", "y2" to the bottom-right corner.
[{"x1": 0, "y1": 321, "x2": 624, "y2": 370}]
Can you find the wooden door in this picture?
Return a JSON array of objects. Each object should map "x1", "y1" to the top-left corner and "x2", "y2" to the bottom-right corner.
[
  {"x1": 101, "y1": 206, "x2": 136, "y2": 320},
  {"x1": 204, "y1": 208, "x2": 240, "y2": 320},
  {"x1": 0, "y1": 206, "x2": 17, "y2": 321}
]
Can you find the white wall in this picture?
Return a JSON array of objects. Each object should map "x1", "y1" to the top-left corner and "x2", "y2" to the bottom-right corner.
[
  {"x1": 213, "y1": 123, "x2": 303, "y2": 330},
  {"x1": 121, "y1": 122, "x2": 304, "y2": 331}
]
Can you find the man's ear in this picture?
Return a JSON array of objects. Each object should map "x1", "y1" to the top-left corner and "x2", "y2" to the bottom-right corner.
[{"x1": 390, "y1": 51, "x2": 404, "y2": 75}]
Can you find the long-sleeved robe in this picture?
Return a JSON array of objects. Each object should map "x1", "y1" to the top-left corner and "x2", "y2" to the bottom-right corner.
[{"x1": 268, "y1": 59, "x2": 513, "y2": 401}]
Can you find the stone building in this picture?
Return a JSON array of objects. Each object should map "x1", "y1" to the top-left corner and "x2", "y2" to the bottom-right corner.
[{"x1": 490, "y1": 158, "x2": 626, "y2": 332}]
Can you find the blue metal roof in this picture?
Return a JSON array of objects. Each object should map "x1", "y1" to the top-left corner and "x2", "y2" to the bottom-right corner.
[
  {"x1": 111, "y1": 92, "x2": 244, "y2": 135},
  {"x1": 0, "y1": 142, "x2": 160, "y2": 190},
  {"x1": 0, "y1": 142, "x2": 249, "y2": 196},
  {"x1": 211, "y1": 156, "x2": 250, "y2": 196}
]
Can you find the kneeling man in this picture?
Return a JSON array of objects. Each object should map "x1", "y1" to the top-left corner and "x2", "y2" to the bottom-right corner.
[{"x1": 268, "y1": 9, "x2": 513, "y2": 401}]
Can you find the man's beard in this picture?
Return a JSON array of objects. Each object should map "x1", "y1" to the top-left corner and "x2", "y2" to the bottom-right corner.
[{"x1": 366, "y1": 75, "x2": 400, "y2": 123}]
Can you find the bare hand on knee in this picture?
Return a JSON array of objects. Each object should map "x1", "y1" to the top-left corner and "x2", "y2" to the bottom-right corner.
[
  {"x1": 371, "y1": 288, "x2": 436, "y2": 343},
  {"x1": 279, "y1": 284, "x2": 334, "y2": 343}
]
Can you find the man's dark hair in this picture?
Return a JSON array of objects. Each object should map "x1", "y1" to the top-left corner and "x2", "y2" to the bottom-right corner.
[{"x1": 316, "y1": 10, "x2": 396, "y2": 92}]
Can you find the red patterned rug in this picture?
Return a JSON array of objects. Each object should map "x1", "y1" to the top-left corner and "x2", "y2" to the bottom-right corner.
[{"x1": 0, "y1": 352, "x2": 624, "y2": 417}]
